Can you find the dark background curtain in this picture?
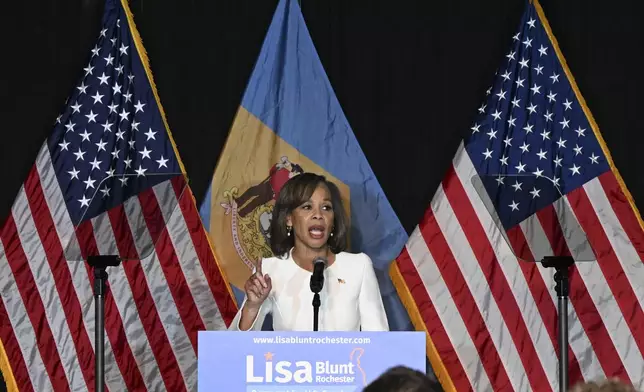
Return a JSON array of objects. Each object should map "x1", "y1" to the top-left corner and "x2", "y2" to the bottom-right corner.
[{"x1": 0, "y1": 0, "x2": 641, "y2": 390}]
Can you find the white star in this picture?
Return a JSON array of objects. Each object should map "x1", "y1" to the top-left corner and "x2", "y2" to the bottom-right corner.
[
  {"x1": 89, "y1": 157, "x2": 102, "y2": 171},
  {"x1": 515, "y1": 161, "x2": 527, "y2": 173},
  {"x1": 71, "y1": 102, "x2": 82, "y2": 114},
  {"x1": 553, "y1": 156, "x2": 563, "y2": 167},
  {"x1": 527, "y1": 18, "x2": 536, "y2": 28},
  {"x1": 128, "y1": 73, "x2": 135, "y2": 82},
  {"x1": 538, "y1": 45, "x2": 548, "y2": 56},
  {"x1": 556, "y1": 137, "x2": 567, "y2": 149},
  {"x1": 111, "y1": 149, "x2": 121, "y2": 159},
  {"x1": 79, "y1": 129, "x2": 92, "y2": 142},
  {"x1": 482, "y1": 148, "x2": 493, "y2": 160},
  {"x1": 569, "y1": 164, "x2": 581, "y2": 175},
  {"x1": 100, "y1": 185, "x2": 111, "y2": 198},
  {"x1": 58, "y1": 140, "x2": 70, "y2": 151},
  {"x1": 124, "y1": 157, "x2": 132, "y2": 169},
  {"x1": 589, "y1": 153, "x2": 600, "y2": 164},
  {"x1": 527, "y1": 103, "x2": 538, "y2": 114},
  {"x1": 511, "y1": 97, "x2": 521, "y2": 108},
  {"x1": 574, "y1": 144, "x2": 583, "y2": 156},
  {"x1": 123, "y1": 92, "x2": 132, "y2": 103},
  {"x1": 541, "y1": 130, "x2": 551, "y2": 140},
  {"x1": 91, "y1": 45, "x2": 100, "y2": 56},
  {"x1": 575, "y1": 127, "x2": 586, "y2": 137},
  {"x1": 97, "y1": 72, "x2": 110, "y2": 85},
  {"x1": 503, "y1": 136, "x2": 512, "y2": 146},
  {"x1": 119, "y1": 176, "x2": 129, "y2": 187},
  {"x1": 547, "y1": 91, "x2": 557, "y2": 103},
  {"x1": 68, "y1": 166, "x2": 80, "y2": 180},
  {"x1": 135, "y1": 165, "x2": 147, "y2": 177},
  {"x1": 515, "y1": 78, "x2": 525, "y2": 88},
  {"x1": 119, "y1": 43, "x2": 129, "y2": 56},
  {"x1": 522, "y1": 37, "x2": 533, "y2": 48},
  {"x1": 112, "y1": 82, "x2": 122, "y2": 95},
  {"x1": 105, "y1": 167, "x2": 115, "y2": 177},
  {"x1": 496, "y1": 89, "x2": 507, "y2": 100},
  {"x1": 550, "y1": 73, "x2": 560, "y2": 83},
  {"x1": 134, "y1": 100, "x2": 146, "y2": 113},
  {"x1": 471, "y1": 123, "x2": 481, "y2": 133},
  {"x1": 76, "y1": 82, "x2": 88, "y2": 94},
  {"x1": 499, "y1": 155, "x2": 509, "y2": 166},
  {"x1": 115, "y1": 64, "x2": 124, "y2": 75},
  {"x1": 478, "y1": 104, "x2": 487, "y2": 114},
  {"x1": 537, "y1": 149, "x2": 548, "y2": 160},
  {"x1": 530, "y1": 83, "x2": 541, "y2": 95},
  {"x1": 513, "y1": 32, "x2": 521, "y2": 41},
  {"x1": 523, "y1": 123, "x2": 534, "y2": 133},
  {"x1": 519, "y1": 58, "x2": 529, "y2": 69},
  {"x1": 110, "y1": 38, "x2": 117, "y2": 46},
  {"x1": 156, "y1": 155, "x2": 169, "y2": 168},
  {"x1": 501, "y1": 71, "x2": 512, "y2": 81},
  {"x1": 486, "y1": 129, "x2": 497, "y2": 139},
  {"x1": 119, "y1": 108, "x2": 130, "y2": 122},
  {"x1": 563, "y1": 99, "x2": 573, "y2": 111},
  {"x1": 91, "y1": 91, "x2": 104, "y2": 104},
  {"x1": 496, "y1": 176, "x2": 505, "y2": 186},
  {"x1": 491, "y1": 110, "x2": 502, "y2": 121},
  {"x1": 101, "y1": 120, "x2": 113, "y2": 133},
  {"x1": 128, "y1": 140, "x2": 136, "y2": 149},
  {"x1": 56, "y1": 115, "x2": 62, "y2": 124},
  {"x1": 552, "y1": 176, "x2": 561, "y2": 187},
  {"x1": 543, "y1": 110, "x2": 553, "y2": 122},
  {"x1": 506, "y1": 50, "x2": 516, "y2": 61},
  {"x1": 530, "y1": 187, "x2": 541, "y2": 198},
  {"x1": 96, "y1": 139, "x2": 108, "y2": 152},
  {"x1": 534, "y1": 64, "x2": 544, "y2": 75},
  {"x1": 560, "y1": 118, "x2": 570, "y2": 129},
  {"x1": 131, "y1": 121, "x2": 141, "y2": 131},
  {"x1": 65, "y1": 120, "x2": 76, "y2": 133},
  {"x1": 533, "y1": 167, "x2": 544, "y2": 177},
  {"x1": 512, "y1": 180, "x2": 523, "y2": 192},
  {"x1": 507, "y1": 116, "x2": 516, "y2": 128},
  {"x1": 104, "y1": 53, "x2": 114, "y2": 66},
  {"x1": 116, "y1": 130, "x2": 126, "y2": 141},
  {"x1": 83, "y1": 176, "x2": 96, "y2": 189},
  {"x1": 100, "y1": 28, "x2": 107, "y2": 37},
  {"x1": 85, "y1": 110, "x2": 98, "y2": 123},
  {"x1": 509, "y1": 200, "x2": 520, "y2": 211},
  {"x1": 139, "y1": 146, "x2": 152, "y2": 160},
  {"x1": 519, "y1": 142, "x2": 530, "y2": 153},
  {"x1": 73, "y1": 147, "x2": 86, "y2": 161},
  {"x1": 108, "y1": 103, "x2": 119, "y2": 114},
  {"x1": 78, "y1": 195, "x2": 91, "y2": 208},
  {"x1": 145, "y1": 128, "x2": 157, "y2": 140}
]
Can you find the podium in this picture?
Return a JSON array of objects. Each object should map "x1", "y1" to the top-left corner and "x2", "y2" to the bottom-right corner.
[{"x1": 197, "y1": 331, "x2": 426, "y2": 391}]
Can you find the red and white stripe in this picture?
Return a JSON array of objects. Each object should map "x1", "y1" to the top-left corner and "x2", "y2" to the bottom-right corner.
[
  {"x1": 0, "y1": 143, "x2": 237, "y2": 391},
  {"x1": 395, "y1": 142, "x2": 644, "y2": 391}
]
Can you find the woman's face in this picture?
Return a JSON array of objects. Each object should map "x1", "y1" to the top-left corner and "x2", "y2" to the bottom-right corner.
[{"x1": 287, "y1": 184, "x2": 335, "y2": 251}]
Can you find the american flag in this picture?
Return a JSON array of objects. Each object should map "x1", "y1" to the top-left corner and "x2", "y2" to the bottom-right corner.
[
  {"x1": 0, "y1": 0, "x2": 236, "y2": 391},
  {"x1": 391, "y1": 1, "x2": 644, "y2": 391}
]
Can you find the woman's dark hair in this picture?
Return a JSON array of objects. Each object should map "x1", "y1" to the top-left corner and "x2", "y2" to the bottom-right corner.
[
  {"x1": 363, "y1": 366, "x2": 439, "y2": 392},
  {"x1": 269, "y1": 172, "x2": 349, "y2": 257}
]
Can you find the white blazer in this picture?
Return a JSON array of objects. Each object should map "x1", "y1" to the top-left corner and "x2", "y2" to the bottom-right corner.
[{"x1": 229, "y1": 250, "x2": 389, "y2": 331}]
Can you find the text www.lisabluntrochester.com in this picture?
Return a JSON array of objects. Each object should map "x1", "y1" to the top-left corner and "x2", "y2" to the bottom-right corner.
[{"x1": 252, "y1": 336, "x2": 371, "y2": 345}]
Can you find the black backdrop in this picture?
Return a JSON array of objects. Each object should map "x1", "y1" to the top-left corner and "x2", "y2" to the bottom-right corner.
[{"x1": 0, "y1": 0, "x2": 642, "y2": 390}]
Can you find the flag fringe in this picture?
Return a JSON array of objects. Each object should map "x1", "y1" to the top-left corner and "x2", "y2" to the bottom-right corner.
[
  {"x1": 533, "y1": 0, "x2": 644, "y2": 235},
  {"x1": 120, "y1": 0, "x2": 238, "y2": 314},
  {"x1": 0, "y1": 338, "x2": 18, "y2": 392},
  {"x1": 389, "y1": 261, "x2": 457, "y2": 392}
]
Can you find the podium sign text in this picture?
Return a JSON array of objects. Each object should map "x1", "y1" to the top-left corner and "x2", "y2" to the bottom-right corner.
[{"x1": 198, "y1": 331, "x2": 426, "y2": 392}]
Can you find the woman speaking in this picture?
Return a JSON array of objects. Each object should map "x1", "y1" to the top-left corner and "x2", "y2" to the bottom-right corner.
[{"x1": 229, "y1": 172, "x2": 389, "y2": 331}]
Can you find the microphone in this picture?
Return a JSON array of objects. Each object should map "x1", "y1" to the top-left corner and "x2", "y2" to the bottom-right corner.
[
  {"x1": 310, "y1": 257, "x2": 327, "y2": 294},
  {"x1": 309, "y1": 257, "x2": 327, "y2": 332}
]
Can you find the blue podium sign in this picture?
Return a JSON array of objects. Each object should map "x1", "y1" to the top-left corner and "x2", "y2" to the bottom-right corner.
[{"x1": 198, "y1": 331, "x2": 426, "y2": 392}]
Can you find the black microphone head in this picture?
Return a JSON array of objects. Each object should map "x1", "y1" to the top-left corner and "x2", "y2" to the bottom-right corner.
[{"x1": 310, "y1": 257, "x2": 327, "y2": 293}]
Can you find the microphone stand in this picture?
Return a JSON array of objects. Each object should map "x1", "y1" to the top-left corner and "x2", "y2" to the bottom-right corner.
[{"x1": 312, "y1": 292, "x2": 321, "y2": 332}]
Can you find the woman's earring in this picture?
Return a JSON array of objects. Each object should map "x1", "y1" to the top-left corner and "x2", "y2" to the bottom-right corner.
[
  {"x1": 287, "y1": 226, "x2": 292, "y2": 236},
  {"x1": 330, "y1": 232, "x2": 334, "y2": 237}
]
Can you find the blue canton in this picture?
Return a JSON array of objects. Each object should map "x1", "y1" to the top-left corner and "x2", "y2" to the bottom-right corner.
[
  {"x1": 47, "y1": 0, "x2": 180, "y2": 225},
  {"x1": 465, "y1": 4, "x2": 610, "y2": 230}
]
